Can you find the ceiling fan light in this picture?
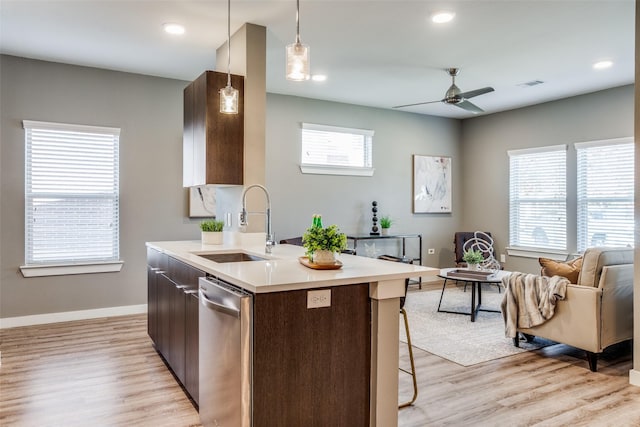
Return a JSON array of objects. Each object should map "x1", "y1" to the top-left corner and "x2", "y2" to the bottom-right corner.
[
  {"x1": 286, "y1": 42, "x2": 310, "y2": 81},
  {"x1": 220, "y1": 84, "x2": 239, "y2": 114}
]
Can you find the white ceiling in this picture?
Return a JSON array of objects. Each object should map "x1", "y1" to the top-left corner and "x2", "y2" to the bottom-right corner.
[{"x1": 0, "y1": 0, "x2": 634, "y2": 119}]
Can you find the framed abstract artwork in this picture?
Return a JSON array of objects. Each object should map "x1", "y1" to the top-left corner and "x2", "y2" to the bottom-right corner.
[{"x1": 413, "y1": 155, "x2": 452, "y2": 213}]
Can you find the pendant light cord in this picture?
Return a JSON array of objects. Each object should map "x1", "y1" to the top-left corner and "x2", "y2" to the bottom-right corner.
[
  {"x1": 295, "y1": 0, "x2": 301, "y2": 44},
  {"x1": 227, "y1": 0, "x2": 231, "y2": 87}
]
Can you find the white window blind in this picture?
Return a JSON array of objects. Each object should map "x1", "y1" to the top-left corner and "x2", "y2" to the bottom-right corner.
[
  {"x1": 576, "y1": 137, "x2": 634, "y2": 252},
  {"x1": 24, "y1": 120, "x2": 120, "y2": 266},
  {"x1": 508, "y1": 145, "x2": 567, "y2": 251},
  {"x1": 300, "y1": 123, "x2": 374, "y2": 176}
]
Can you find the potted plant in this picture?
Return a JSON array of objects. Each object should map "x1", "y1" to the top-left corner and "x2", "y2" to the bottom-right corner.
[
  {"x1": 302, "y1": 221, "x2": 347, "y2": 265},
  {"x1": 462, "y1": 249, "x2": 484, "y2": 270},
  {"x1": 379, "y1": 216, "x2": 393, "y2": 235},
  {"x1": 200, "y1": 219, "x2": 224, "y2": 245}
]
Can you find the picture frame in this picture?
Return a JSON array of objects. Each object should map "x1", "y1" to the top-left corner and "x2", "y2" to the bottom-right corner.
[
  {"x1": 413, "y1": 154, "x2": 452, "y2": 213},
  {"x1": 189, "y1": 185, "x2": 217, "y2": 218}
]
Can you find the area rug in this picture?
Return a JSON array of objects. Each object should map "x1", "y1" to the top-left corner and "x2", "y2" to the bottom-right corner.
[{"x1": 399, "y1": 283, "x2": 554, "y2": 366}]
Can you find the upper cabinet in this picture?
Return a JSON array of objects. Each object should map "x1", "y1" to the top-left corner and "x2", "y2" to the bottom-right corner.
[{"x1": 183, "y1": 71, "x2": 244, "y2": 187}]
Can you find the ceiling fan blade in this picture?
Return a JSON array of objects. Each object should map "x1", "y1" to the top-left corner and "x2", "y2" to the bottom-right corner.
[
  {"x1": 458, "y1": 87, "x2": 494, "y2": 100},
  {"x1": 392, "y1": 100, "x2": 442, "y2": 109},
  {"x1": 455, "y1": 100, "x2": 484, "y2": 114}
]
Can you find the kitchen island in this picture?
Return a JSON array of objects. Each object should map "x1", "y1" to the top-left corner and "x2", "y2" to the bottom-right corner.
[{"x1": 147, "y1": 236, "x2": 437, "y2": 427}]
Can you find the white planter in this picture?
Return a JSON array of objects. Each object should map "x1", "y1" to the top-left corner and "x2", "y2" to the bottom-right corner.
[
  {"x1": 381, "y1": 228, "x2": 389, "y2": 236},
  {"x1": 467, "y1": 263, "x2": 480, "y2": 271},
  {"x1": 312, "y1": 249, "x2": 336, "y2": 265},
  {"x1": 202, "y1": 231, "x2": 223, "y2": 245}
]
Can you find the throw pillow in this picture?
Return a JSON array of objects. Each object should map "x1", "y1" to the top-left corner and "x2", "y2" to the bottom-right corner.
[{"x1": 539, "y1": 257, "x2": 583, "y2": 283}]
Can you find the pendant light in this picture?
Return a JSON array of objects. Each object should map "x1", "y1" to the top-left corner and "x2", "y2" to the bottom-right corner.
[
  {"x1": 219, "y1": 0, "x2": 239, "y2": 114},
  {"x1": 286, "y1": 0, "x2": 310, "y2": 81}
]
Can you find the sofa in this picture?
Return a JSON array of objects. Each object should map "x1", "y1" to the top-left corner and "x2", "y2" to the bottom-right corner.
[{"x1": 514, "y1": 247, "x2": 633, "y2": 372}]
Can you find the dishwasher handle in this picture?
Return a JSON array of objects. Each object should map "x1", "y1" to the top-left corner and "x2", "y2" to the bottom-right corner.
[{"x1": 200, "y1": 292, "x2": 241, "y2": 318}]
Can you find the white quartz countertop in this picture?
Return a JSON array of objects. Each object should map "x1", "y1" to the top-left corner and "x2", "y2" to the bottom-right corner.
[{"x1": 147, "y1": 238, "x2": 438, "y2": 294}]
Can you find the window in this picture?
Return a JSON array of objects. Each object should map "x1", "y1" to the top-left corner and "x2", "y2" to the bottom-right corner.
[
  {"x1": 508, "y1": 145, "x2": 567, "y2": 251},
  {"x1": 300, "y1": 123, "x2": 374, "y2": 176},
  {"x1": 576, "y1": 137, "x2": 634, "y2": 252},
  {"x1": 21, "y1": 120, "x2": 122, "y2": 277}
]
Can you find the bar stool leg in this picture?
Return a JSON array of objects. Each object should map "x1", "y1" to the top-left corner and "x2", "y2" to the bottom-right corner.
[{"x1": 399, "y1": 307, "x2": 418, "y2": 409}]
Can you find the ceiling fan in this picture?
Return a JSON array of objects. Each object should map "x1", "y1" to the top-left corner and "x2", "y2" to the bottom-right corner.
[{"x1": 393, "y1": 68, "x2": 494, "y2": 114}]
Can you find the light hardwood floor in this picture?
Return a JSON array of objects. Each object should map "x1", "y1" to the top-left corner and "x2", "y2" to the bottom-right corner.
[{"x1": 1, "y1": 301, "x2": 639, "y2": 426}]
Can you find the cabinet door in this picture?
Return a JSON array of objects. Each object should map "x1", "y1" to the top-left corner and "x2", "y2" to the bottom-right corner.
[
  {"x1": 147, "y1": 247, "x2": 168, "y2": 346},
  {"x1": 156, "y1": 273, "x2": 186, "y2": 385},
  {"x1": 156, "y1": 274, "x2": 173, "y2": 361},
  {"x1": 184, "y1": 292, "x2": 199, "y2": 405},
  {"x1": 183, "y1": 70, "x2": 244, "y2": 186},
  {"x1": 147, "y1": 266, "x2": 158, "y2": 344},
  {"x1": 168, "y1": 279, "x2": 186, "y2": 384}
]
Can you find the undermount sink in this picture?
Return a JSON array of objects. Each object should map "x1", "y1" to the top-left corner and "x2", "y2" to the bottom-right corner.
[{"x1": 197, "y1": 252, "x2": 267, "y2": 263}]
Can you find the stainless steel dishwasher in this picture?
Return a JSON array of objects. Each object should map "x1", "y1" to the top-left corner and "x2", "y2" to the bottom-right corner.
[{"x1": 198, "y1": 276, "x2": 252, "y2": 427}]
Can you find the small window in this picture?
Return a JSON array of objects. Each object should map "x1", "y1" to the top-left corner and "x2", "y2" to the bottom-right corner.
[
  {"x1": 576, "y1": 137, "x2": 634, "y2": 252},
  {"x1": 300, "y1": 123, "x2": 374, "y2": 176},
  {"x1": 22, "y1": 120, "x2": 121, "y2": 276},
  {"x1": 508, "y1": 145, "x2": 567, "y2": 251}
]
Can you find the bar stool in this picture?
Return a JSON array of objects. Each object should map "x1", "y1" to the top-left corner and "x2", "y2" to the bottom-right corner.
[{"x1": 377, "y1": 255, "x2": 418, "y2": 409}]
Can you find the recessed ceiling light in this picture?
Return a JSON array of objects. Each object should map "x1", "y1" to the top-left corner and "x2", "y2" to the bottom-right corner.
[
  {"x1": 593, "y1": 60, "x2": 613, "y2": 70},
  {"x1": 311, "y1": 74, "x2": 327, "y2": 82},
  {"x1": 431, "y1": 11, "x2": 455, "y2": 24},
  {"x1": 163, "y1": 23, "x2": 185, "y2": 35}
]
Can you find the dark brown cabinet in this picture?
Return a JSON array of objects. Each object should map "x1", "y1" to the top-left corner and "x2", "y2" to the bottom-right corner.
[
  {"x1": 157, "y1": 274, "x2": 186, "y2": 383},
  {"x1": 183, "y1": 70, "x2": 245, "y2": 187},
  {"x1": 184, "y1": 291, "x2": 199, "y2": 405},
  {"x1": 146, "y1": 248, "x2": 168, "y2": 344},
  {"x1": 147, "y1": 249, "x2": 204, "y2": 405}
]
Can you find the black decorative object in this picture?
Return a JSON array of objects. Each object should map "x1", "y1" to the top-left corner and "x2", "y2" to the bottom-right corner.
[{"x1": 370, "y1": 201, "x2": 380, "y2": 235}]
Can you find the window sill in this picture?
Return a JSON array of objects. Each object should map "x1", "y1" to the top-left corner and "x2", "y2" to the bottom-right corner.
[
  {"x1": 300, "y1": 165, "x2": 374, "y2": 177},
  {"x1": 20, "y1": 261, "x2": 124, "y2": 278},
  {"x1": 505, "y1": 247, "x2": 570, "y2": 261}
]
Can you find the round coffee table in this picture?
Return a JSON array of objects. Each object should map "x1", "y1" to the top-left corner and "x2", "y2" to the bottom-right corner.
[{"x1": 437, "y1": 268, "x2": 510, "y2": 322}]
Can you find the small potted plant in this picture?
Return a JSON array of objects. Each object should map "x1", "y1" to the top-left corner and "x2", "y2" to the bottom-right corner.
[
  {"x1": 302, "y1": 218, "x2": 347, "y2": 265},
  {"x1": 462, "y1": 249, "x2": 484, "y2": 270},
  {"x1": 200, "y1": 219, "x2": 224, "y2": 245},
  {"x1": 379, "y1": 216, "x2": 393, "y2": 236}
]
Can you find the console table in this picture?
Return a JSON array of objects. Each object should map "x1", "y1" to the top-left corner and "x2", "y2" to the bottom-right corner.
[{"x1": 346, "y1": 234, "x2": 423, "y2": 288}]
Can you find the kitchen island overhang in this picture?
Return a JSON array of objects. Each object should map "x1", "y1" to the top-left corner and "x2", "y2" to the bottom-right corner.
[{"x1": 147, "y1": 239, "x2": 437, "y2": 427}]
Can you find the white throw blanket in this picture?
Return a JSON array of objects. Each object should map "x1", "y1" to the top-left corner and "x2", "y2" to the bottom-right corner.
[{"x1": 501, "y1": 272, "x2": 569, "y2": 338}]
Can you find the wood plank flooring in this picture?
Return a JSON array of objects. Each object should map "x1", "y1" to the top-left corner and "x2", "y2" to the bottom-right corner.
[{"x1": 2, "y1": 293, "x2": 639, "y2": 426}]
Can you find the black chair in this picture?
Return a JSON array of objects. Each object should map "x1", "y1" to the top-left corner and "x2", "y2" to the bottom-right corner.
[
  {"x1": 453, "y1": 231, "x2": 497, "y2": 268},
  {"x1": 377, "y1": 254, "x2": 417, "y2": 409},
  {"x1": 453, "y1": 231, "x2": 502, "y2": 292}
]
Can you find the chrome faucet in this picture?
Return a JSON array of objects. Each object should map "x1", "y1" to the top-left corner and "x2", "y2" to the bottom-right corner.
[{"x1": 240, "y1": 184, "x2": 275, "y2": 254}]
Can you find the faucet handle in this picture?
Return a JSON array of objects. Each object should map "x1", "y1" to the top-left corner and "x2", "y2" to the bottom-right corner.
[{"x1": 265, "y1": 235, "x2": 275, "y2": 254}]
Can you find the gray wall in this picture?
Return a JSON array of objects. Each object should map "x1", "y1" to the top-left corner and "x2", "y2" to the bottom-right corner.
[
  {"x1": 1, "y1": 54, "x2": 634, "y2": 319},
  {"x1": 0, "y1": 55, "x2": 200, "y2": 318},
  {"x1": 460, "y1": 85, "x2": 634, "y2": 274},
  {"x1": 265, "y1": 94, "x2": 462, "y2": 266}
]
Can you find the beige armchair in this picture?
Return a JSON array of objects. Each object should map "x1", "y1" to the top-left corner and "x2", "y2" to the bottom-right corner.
[{"x1": 514, "y1": 247, "x2": 633, "y2": 372}]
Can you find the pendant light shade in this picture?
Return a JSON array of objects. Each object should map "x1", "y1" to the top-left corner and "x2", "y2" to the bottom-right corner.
[
  {"x1": 219, "y1": 84, "x2": 239, "y2": 114},
  {"x1": 220, "y1": 0, "x2": 238, "y2": 114},
  {"x1": 286, "y1": 0, "x2": 310, "y2": 81}
]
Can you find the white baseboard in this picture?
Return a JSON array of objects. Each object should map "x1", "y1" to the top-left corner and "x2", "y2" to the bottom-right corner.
[
  {"x1": 630, "y1": 369, "x2": 640, "y2": 387},
  {"x1": 0, "y1": 304, "x2": 147, "y2": 329}
]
